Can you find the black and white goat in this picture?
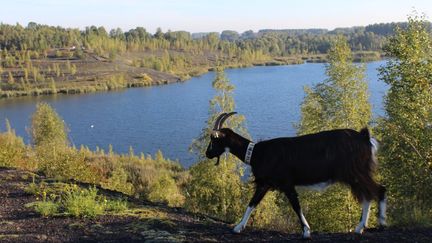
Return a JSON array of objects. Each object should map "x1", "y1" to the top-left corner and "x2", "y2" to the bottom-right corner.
[{"x1": 206, "y1": 112, "x2": 387, "y2": 239}]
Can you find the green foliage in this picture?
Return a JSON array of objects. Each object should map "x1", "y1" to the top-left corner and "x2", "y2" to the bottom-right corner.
[
  {"x1": 63, "y1": 186, "x2": 105, "y2": 218},
  {"x1": 377, "y1": 14, "x2": 432, "y2": 226},
  {"x1": 190, "y1": 67, "x2": 248, "y2": 157},
  {"x1": 296, "y1": 36, "x2": 372, "y2": 232},
  {"x1": 36, "y1": 145, "x2": 97, "y2": 182},
  {"x1": 30, "y1": 102, "x2": 68, "y2": 147},
  {"x1": 106, "y1": 74, "x2": 127, "y2": 90},
  {"x1": 186, "y1": 159, "x2": 243, "y2": 223},
  {"x1": 104, "y1": 199, "x2": 128, "y2": 213},
  {"x1": 26, "y1": 182, "x2": 129, "y2": 218},
  {"x1": 245, "y1": 186, "x2": 294, "y2": 231},
  {"x1": 298, "y1": 35, "x2": 371, "y2": 134},
  {"x1": 186, "y1": 67, "x2": 247, "y2": 223},
  {"x1": 0, "y1": 119, "x2": 29, "y2": 168},
  {"x1": 31, "y1": 200, "x2": 59, "y2": 217},
  {"x1": 118, "y1": 150, "x2": 185, "y2": 206},
  {"x1": 101, "y1": 166, "x2": 134, "y2": 195},
  {"x1": 148, "y1": 171, "x2": 185, "y2": 207}
]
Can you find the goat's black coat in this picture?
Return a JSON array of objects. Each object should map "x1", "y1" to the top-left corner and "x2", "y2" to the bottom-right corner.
[{"x1": 216, "y1": 127, "x2": 379, "y2": 202}]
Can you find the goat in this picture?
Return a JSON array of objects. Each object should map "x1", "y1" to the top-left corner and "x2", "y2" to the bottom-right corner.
[{"x1": 205, "y1": 112, "x2": 387, "y2": 239}]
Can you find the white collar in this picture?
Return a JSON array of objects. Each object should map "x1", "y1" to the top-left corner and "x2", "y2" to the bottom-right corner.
[{"x1": 245, "y1": 142, "x2": 255, "y2": 165}]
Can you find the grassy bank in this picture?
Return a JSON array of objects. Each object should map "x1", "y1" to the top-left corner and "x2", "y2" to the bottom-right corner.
[{"x1": 0, "y1": 48, "x2": 383, "y2": 99}]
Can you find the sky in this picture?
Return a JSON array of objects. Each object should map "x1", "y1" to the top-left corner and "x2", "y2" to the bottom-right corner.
[{"x1": 0, "y1": 0, "x2": 431, "y2": 33}]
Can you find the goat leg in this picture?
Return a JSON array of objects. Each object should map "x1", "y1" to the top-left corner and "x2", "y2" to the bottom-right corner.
[
  {"x1": 233, "y1": 183, "x2": 270, "y2": 233},
  {"x1": 284, "y1": 188, "x2": 311, "y2": 239}
]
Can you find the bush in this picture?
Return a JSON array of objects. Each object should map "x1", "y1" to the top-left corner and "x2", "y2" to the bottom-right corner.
[
  {"x1": 120, "y1": 150, "x2": 185, "y2": 206},
  {"x1": 26, "y1": 182, "x2": 128, "y2": 218},
  {"x1": 25, "y1": 186, "x2": 59, "y2": 217},
  {"x1": 185, "y1": 158, "x2": 244, "y2": 223},
  {"x1": 0, "y1": 120, "x2": 29, "y2": 168},
  {"x1": 104, "y1": 199, "x2": 128, "y2": 213},
  {"x1": 30, "y1": 102, "x2": 68, "y2": 147},
  {"x1": 377, "y1": 15, "x2": 432, "y2": 226},
  {"x1": 247, "y1": 189, "x2": 292, "y2": 231},
  {"x1": 36, "y1": 146, "x2": 99, "y2": 182},
  {"x1": 101, "y1": 166, "x2": 134, "y2": 195},
  {"x1": 63, "y1": 186, "x2": 105, "y2": 218},
  {"x1": 148, "y1": 172, "x2": 185, "y2": 207},
  {"x1": 32, "y1": 200, "x2": 59, "y2": 217}
]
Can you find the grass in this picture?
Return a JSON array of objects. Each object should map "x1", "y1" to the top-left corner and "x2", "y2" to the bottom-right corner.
[
  {"x1": 63, "y1": 186, "x2": 105, "y2": 218},
  {"x1": 31, "y1": 201, "x2": 59, "y2": 217},
  {"x1": 25, "y1": 181, "x2": 129, "y2": 219}
]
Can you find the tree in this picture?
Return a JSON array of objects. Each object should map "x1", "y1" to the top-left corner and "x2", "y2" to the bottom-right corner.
[
  {"x1": 0, "y1": 119, "x2": 28, "y2": 168},
  {"x1": 8, "y1": 71, "x2": 15, "y2": 85},
  {"x1": 186, "y1": 67, "x2": 248, "y2": 222},
  {"x1": 298, "y1": 35, "x2": 371, "y2": 134},
  {"x1": 30, "y1": 102, "x2": 68, "y2": 147},
  {"x1": 221, "y1": 30, "x2": 240, "y2": 42},
  {"x1": 377, "y1": 15, "x2": 432, "y2": 225},
  {"x1": 296, "y1": 36, "x2": 372, "y2": 232},
  {"x1": 154, "y1": 27, "x2": 164, "y2": 39}
]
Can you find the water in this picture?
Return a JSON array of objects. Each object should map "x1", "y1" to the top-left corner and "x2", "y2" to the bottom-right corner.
[{"x1": 0, "y1": 61, "x2": 388, "y2": 167}]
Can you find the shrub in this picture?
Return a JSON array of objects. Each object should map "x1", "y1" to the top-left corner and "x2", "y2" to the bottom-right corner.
[
  {"x1": 26, "y1": 182, "x2": 128, "y2": 218},
  {"x1": 101, "y1": 166, "x2": 134, "y2": 195},
  {"x1": 36, "y1": 146, "x2": 98, "y2": 182},
  {"x1": 377, "y1": 15, "x2": 432, "y2": 226},
  {"x1": 185, "y1": 158, "x2": 244, "y2": 223},
  {"x1": 26, "y1": 186, "x2": 59, "y2": 217},
  {"x1": 63, "y1": 186, "x2": 105, "y2": 218},
  {"x1": 104, "y1": 199, "x2": 128, "y2": 213},
  {"x1": 120, "y1": 150, "x2": 185, "y2": 207},
  {"x1": 30, "y1": 102, "x2": 68, "y2": 147},
  {"x1": 148, "y1": 172, "x2": 185, "y2": 207},
  {"x1": 0, "y1": 120, "x2": 28, "y2": 168},
  {"x1": 32, "y1": 200, "x2": 59, "y2": 217}
]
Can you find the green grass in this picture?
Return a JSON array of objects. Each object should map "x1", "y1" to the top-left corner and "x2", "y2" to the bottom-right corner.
[
  {"x1": 63, "y1": 186, "x2": 105, "y2": 218},
  {"x1": 25, "y1": 181, "x2": 129, "y2": 218},
  {"x1": 31, "y1": 201, "x2": 59, "y2": 217}
]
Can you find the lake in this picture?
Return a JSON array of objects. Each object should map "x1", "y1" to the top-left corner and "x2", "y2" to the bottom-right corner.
[{"x1": 0, "y1": 61, "x2": 388, "y2": 167}]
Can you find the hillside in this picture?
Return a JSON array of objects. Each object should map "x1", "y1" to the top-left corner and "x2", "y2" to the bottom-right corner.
[
  {"x1": 1, "y1": 167, "x2": 431, "y2": 242},
  {"x1": 0, "y1": 21, "x2": 389, "y2": 99}
]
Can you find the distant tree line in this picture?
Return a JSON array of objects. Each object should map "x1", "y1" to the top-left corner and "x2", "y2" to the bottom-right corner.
[
  {"x1": 2, "y1": 21, "x2": 430, "y2": 99},
  {"x1": 1, "y1": 21, "x2": 427, "y2": 58}
]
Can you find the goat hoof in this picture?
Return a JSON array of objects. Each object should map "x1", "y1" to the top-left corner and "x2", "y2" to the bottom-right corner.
[
  {"x1": 379, "y1": 218, "x2": 387, "y2": 228},
  {"x1": 354, "y1": 224, "x2": 365, "y2": 235},
  {"x1": 302, "y1": 228, "x2": 311, "y2": 240},
  {"x1": 378, "y1": 224, "x2": 387, "y2": 231},
  {"x1": 301, "y1": 235, "x2": 312, "y2": 240},
  {"x1": 232, "y1": 225, "x2": 243, "y2": 234}
]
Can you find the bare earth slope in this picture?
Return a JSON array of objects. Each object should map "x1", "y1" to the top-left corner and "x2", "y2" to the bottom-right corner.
[{"x1": 0, "y1": 167, "x2": 431, "y2": 242}]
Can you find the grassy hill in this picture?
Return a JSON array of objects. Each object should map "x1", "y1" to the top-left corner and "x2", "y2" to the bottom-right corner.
[
  {"x1": 1, "y1": 167, "x2": 431, "y2": 242},
  {"x1": 0, "y1": 47, "x2": 382, "y2": 99}
]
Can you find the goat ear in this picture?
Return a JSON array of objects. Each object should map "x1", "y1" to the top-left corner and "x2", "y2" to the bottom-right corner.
[
  {"x1": 212, "y1": 131, "x2": 219, "y2": 138},
  {"x1": 212, "y1": 131, "x2": 225, "y2": 138}
]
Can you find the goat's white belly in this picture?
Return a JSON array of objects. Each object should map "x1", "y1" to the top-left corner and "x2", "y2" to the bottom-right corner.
[{"x1": 296, "y1": 181, "x2": 332, "y2": 192}]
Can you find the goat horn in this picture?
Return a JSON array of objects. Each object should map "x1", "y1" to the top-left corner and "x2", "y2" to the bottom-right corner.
[
  {"x1": 217, "y1": 112, "x2": 237, "y2": 130},
  {"x1": 213, "y1": 113, "x2": 228, "y2": 130}
]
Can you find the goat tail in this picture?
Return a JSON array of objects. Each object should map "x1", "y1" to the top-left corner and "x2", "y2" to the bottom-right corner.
[
  {"x1": 360, "y1": 127, "x2": 379, "y2": 165},
  {"x1": 359, "y1": 127, "x2": 370, "y2": 139}
]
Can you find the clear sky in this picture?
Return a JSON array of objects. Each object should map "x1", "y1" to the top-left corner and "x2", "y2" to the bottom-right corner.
[{"x1": 1, "y1": 0, "x2": 431, "y2": 33}]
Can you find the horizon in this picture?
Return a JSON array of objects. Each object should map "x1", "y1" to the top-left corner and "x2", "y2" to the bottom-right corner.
[{"x1": 1, "y1": 0, "x2": 431, "y2": 34}]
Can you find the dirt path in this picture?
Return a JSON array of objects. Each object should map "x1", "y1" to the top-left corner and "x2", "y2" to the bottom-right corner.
[{"x1": 0, "y1": 168, "x2": 431, "y2": 242}]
